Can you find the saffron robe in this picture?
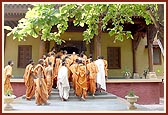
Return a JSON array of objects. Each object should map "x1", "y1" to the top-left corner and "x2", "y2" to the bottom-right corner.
[
  {"x1": 69, "y1": 63, "x2": 79, "y2": 92},
  {"x1": 45, "y1": 66, "x2": 53, "y2": 95},
  {"x1": 104, "y1": 59, "x2": 108, "y2": 78},
  {"x1": 34, "y1": 64, "x2": 48, "y2": 105},
  {"x1": 23, "y1": 64, "x2": 35, "y2": 100},
  {"x1": 53, "y1": 58, "x2": 62, "y2": 87},
  {"x1": 87, "y1": 62, "x2": 98, "y2": 94},
  {"x1": 4, "y1": 65, "x2": 13, "y2": 93},
  {"x1": 76, "y1": 64, "x2": 87, "y2": 98}
]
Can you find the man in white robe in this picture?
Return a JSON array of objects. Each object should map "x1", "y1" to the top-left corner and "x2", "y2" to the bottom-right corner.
[
  {"x1": 57, "y1": 62, "x2": 70, "y2": 101},
  {"x1": 95, "y1": 56, "x2": 106, "y2": 92}
]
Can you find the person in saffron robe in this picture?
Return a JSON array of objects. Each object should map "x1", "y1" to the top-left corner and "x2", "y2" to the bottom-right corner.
[
  {"x1": 23, "y1": 59, "x2": 35, "y2": 100},
  {"x1": 70, "y1": 52, "x2": 78, "y2": 64},
  {"x1": 101, "y1": 56, "x2": 108, "y2": 80},
  {"x1": 95, "y1": 56, "x2": 106, "y2": 92},
  {"x1": 42, "y1": 54, "x2": 48, "y2": 68},
  {"x1": 34, "y1": 59, "x2": 49, "y2": 106},
  {"x1": 87, "y1": 58, "x2": 98, "y2": 96},
  {"x1": 4, "y1": 60, "x2": 14, "y2": 94},
  {"x1": 53, "y1": 55, "x2": 62, "y2": 89},
  {"x1": 61, "y1": 50, "x2": 68, "y2": 60},
  {"x1": 45, "y1": 62, "x2": 53, "y2": 95},
  {"x1": 48, "y1": 52, "x2": 55, "y2": 68},
  {"x1": 76, "y1": 60, "x2": 88, "y2": 101},
  {"x1": 57, "y1": 61, "x2": 70, "y2": 101},
  {"x1": 64, "y1": 56, "x2": 73, "y2": 81},
  {"x1": 69, "y1": 59, "x2": 79, "y2": 94}
]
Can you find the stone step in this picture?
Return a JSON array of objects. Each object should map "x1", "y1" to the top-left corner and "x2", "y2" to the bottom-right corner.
[
  {"x1": 48, "y1": 92, "x2": 117, "y2": 100},
  {"x1": 51, "y1": 88, "x2": 109, "y2": 95},
  {"x1": 22, "y1": 89, "x2": 117, "y2": 100},
  {"x1": 22, "y1": 83, "x2": 117, "y2": 100}
]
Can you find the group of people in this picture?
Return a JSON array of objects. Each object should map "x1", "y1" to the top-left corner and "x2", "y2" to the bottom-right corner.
[{"x1": 4, "y1": 49, "x2": 108, "y2": 106}]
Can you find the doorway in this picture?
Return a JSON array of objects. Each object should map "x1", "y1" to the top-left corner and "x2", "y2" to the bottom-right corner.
[
  {"x1": 55, "y1": 40, "x2": 86, "y2": 54},
  {"x1": 60, "y1": 46, "x2": 79, "y2": 54}
]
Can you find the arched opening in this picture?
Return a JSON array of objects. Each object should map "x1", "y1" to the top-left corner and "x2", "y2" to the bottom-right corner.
[{"x1": 60, "y1": 46, "x2": 79, "y2": 54}]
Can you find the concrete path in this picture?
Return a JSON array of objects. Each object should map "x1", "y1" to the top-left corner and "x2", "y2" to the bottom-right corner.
[{"x1": 2, "y1": 96, "x2": 165, "y2": 113}]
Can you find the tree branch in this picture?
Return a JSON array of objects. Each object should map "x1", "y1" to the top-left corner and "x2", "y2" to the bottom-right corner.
[{"x1": 146, "y1": 8, "x2": 164, "y2": 38}]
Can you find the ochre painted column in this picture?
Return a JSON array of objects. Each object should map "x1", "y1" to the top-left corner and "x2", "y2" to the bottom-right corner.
[
  {"x1": 132, "y1": 40, "x2": 137, "y2": 73},
  {"x1": 147, "y1": 26, "x2": 154, "y2": 72}
]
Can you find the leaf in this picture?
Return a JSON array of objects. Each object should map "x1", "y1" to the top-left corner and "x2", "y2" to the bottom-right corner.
[
  {"x1": 79, "y1": 22, "x2": 84, "y2": 27},
  {"x1": 4, "y1": 26, "x2": 12, "y2": 31},
  {"x1": 7, "y1": 31, "x2": 12, "y2": 36},
  {"x1": 109, "y1": 29, "x2": 116, "y2": 36}
]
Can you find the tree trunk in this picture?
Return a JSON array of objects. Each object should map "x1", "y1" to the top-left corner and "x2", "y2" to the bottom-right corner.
[
  {"x1": 95, "y1": 15, "x2": 103, "y2": 58},
  {"x1": 146, "y1": 4, "x2": 164, "y2": 49},
  {"x1": 147, "y1": 25, "x2": 154, "y2": 72},
  {"x1": 39, "y1": 39, "x2": 46, "y2": 58}
]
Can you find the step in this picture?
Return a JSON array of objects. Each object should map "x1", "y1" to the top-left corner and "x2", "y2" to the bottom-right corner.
[
  {"x1": 48, "y1": 92, "x2": 117, "y2": 100},
  {"x1": 21, "y1": 90, "x2": 117, "y2": 100}
]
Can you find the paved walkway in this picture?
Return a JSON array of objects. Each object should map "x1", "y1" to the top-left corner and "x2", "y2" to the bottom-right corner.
[{"x1": 2, "y1": 96, "x2": 165, "y2": 113}]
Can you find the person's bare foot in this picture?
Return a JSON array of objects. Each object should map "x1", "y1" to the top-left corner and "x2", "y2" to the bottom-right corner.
[
  {"x1": 37, "y1": 104, "x2": 42, "y2": 106},
  {"x1": 44, "y1": 102, "x2": 50, "y2": 105},
  {"x1": 26, "y1": 98, "x2": 31, "y2": 101},
  {"x1": 81, "y1": 97, "x2": 86, "y2": 101}
]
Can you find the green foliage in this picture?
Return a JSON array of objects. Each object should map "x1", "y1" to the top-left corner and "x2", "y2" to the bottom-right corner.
[
  {"x1": 127, "y1": 89, "x2": 135, "y2": 97},
  {"x1": 5, "y1": 3, "x2": 159, "y2": 44},
  {"x1": 121, "y1": 66, "x2": 132, "y2": 78},
  {"x1": 5, "y1": 89, "x2": 13, "y2": 96}
]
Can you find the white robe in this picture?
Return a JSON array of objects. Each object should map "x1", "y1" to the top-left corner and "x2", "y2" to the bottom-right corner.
[
  {"x1": 95, "y1": 59, "x2": 106, "y2": 91},
  {"x1": 57, "y1": 66, "x2": 70, "y2": 100}
]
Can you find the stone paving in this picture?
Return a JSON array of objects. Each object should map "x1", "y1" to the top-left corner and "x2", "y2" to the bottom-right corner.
[{"x1": 2, "y1": 95, "x2": 165, "y2": 113}]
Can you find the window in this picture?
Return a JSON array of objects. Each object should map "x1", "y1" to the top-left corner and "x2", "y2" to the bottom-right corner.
[
  {"x1": 153, "y1": 47, "x2": 161, "y2": 65},
  {"x1": 107, "y1": 47, "x2": 121, "y2": 69},
  {"x1": 18, "y1": 45, "x2": 32, "y2": 68}
]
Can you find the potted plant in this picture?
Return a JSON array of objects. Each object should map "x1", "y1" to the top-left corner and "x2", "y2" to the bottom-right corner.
[
  {"x1": 4, "y1": 89, "x2": 16, "y2": 111},
  {"x1": 125, "y1": 90, "x2": 139, "y2": 110},
  {"x1": 143, "y1": 68, "x2": 149, "y2": 79},
  {"x1": 122, "y1": 66, "x2": 132, "y2": 79}
]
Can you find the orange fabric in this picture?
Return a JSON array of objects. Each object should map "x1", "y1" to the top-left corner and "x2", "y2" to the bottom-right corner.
[
  {"x1": 70, "y1": 54, "x2": 78, "y2": 64},
  {"x1": 61, "y1": 54, "x2": 67, "y2": 60},
  {"x1": 76, "y1": 64, "x2": 87, "y2": 98},
  {"x1": 87, "y1": 62, "x2": 98, "y2": 94},
  {"x1": 65, "y1": 58, "x2": 73, "y2": 80},
  {"x1": 104, "y1": 59, "x2": 108, "y2": 77},
  {"x1": 48, "y1": 56, "x2": 55, "y2": 68},
  {"x1": 43, "y1": 59, "x2": 48, "y2": 68},
  {"x1": 45, "y1": 66, "x2": 53, "y2": 95},
  {"x1": 69, "y1": 63, "x2": 79, "y2": 91},
  {"x1": 53, "y1": 58, "x2": 62, "y2": 86},
  {"x1": 56, "y1": 52, "x2": 63, "y2": 57},
  {"x1": 23, "y1": 64, "x2": 35, "y2": 99},
  {"x1": 4, "y1": 65, "x2": 13, "y2": 93},
  {"x1": 34, "y1": 64, "x2": 48, "y2": 105}
]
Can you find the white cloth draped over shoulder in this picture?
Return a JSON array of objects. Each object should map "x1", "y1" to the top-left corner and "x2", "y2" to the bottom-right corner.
[
  {"x1": 57, "y1": 66, "x2": 70, "y2": 100},
  {"x1": 95, "y1": 59, "x2": 106, "y2": 91}
]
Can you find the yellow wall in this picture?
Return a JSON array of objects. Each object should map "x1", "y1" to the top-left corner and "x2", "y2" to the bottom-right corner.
[
  {"x1": 4, "y1": 32, "x2": 164, "y2": 78},
  {"x1": 134, "y1": 34, "x2": 164, "y2": 78},
  {"x1": 4, "y1": 35, "x2": 40, "y2": 77},
  {"x1": 99, "y1": 33, "x2": 133, "y2": 78}
]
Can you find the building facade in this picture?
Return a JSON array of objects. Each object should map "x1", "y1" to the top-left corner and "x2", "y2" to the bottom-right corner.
[{"x1": 4, "y1": 4, "x2": 164, "y2": 79}]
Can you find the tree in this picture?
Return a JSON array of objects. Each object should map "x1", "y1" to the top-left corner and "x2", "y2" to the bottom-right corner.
[
  {"x1": 5, "y1": 3, "x2": 162, "y2": 56},
  {"x1": 146, "y1": 4, "x2": 164, "y2": 48}
]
